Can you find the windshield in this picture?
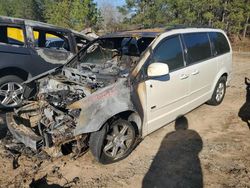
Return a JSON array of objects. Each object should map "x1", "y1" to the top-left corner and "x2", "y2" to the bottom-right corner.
[
  {"x1": 63, "y1": 36, "x2": 154, "y2": 77},
  {"x1": 77, "y1": 37, "x2": 154, "y2": 64}
]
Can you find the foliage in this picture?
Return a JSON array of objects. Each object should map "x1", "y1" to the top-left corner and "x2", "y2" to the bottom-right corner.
[
  {"x1": 0, "y1": 0, "x2": 45, "y2": 21},
  {"x1": 44, "y1": 0, "x2": 100, "y2": 30},
  {"x1": 0, "y1": 0, "x2": 100, "y2": 31},
  {"x1": 118, "y1": 0, "x2": 250, "y2": 36},
  {"x1": 98, "y1": 1, "x2": 124, "y2": 32},
  {"x1": 0, "y1": 0, "x2": 249, "y2": 35}
]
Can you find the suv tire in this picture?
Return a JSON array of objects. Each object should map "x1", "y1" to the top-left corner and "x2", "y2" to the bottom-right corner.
[
  {"x1": 207, "y1": 76, "x2": 227, "y2": 106},
  {"x1": 89, "y1": 119, "x2": 136, "y2": 164}
]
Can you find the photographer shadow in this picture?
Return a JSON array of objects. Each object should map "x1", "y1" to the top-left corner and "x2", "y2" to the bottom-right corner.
[
  {"x1": 142, "y1": 116, "x2": 203, "y2": 188},
  {"x1": 238, "y1": 77, "x2": 250, "y2": 129}
]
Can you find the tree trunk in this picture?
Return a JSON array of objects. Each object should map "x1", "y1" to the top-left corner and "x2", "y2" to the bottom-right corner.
[
  {"x1": 209, "y1": 19, "x2": 212, "y2": 27},
  {"x1": 243, "y1": 14, "x2": 249, "y2": 38},
  {"x1": 221, "y1": 0, "x2": 228, "y2": 23}
]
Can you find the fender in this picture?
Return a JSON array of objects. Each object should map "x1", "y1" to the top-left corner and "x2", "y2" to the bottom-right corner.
[
  {"x1": 0, "y1": 67, "x2": 30, "y2": 80},
  {"x1": 68, "y1": 79, "x2": 141, "y2": 136},
  {"x1": 128, "y1": 112, "x2": 142, "y2": 135}
]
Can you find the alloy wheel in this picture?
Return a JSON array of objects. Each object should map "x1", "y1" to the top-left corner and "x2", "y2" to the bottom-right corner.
[
  {"x1": 215, "y1": 82, "x2": 225, "y2": 102},
  {"x1": 0, "y1": 82, "x2": 23, "y2": 107},
  {"x1": 103, "y1": 122, "x2": 135, "y2": 159}
]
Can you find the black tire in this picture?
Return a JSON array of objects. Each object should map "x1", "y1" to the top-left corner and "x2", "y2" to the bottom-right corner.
[
  {"x1": 0, "y1": 75, "x2": 24, "y2": 109},
  {"x1": 207, "y1": 76, "x2": 227, "y2": 106},
  {"x1": 89, "y1": 119, "x2": 136, "y2": 164}
]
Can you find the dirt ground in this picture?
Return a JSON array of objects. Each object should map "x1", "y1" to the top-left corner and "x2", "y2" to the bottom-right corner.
[{"x1": 0, "y1": 53, "x2": 249, "y2": 188}]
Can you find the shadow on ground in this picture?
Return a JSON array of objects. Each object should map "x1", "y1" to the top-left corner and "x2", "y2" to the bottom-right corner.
[
  {"x1": 30, "y1": 175, "x2": 65, "y2": 188},
  {"x1": 0, "y1": 110, "x2": 8, "y2": 139},
  {"x1": 238, "y1": 77, "x2": 250, "y2": 129},
  {"x1": 142, "y1": 116, "x2": 203, "y2": 188},
  {"x1": 29, "y1": 175, "x2": 79, "y2": 188}
]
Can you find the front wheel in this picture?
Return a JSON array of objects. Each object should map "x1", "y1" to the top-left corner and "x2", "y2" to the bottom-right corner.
[
  {"x1": 0, "y1": 75, "x2": 24, "y2": 108},
  {"x1": 207, "y1": 76, "x2": 227, "y2": 106},
  {"x1": 89, "y1": 119, "x2": 136, "y2": 164}
]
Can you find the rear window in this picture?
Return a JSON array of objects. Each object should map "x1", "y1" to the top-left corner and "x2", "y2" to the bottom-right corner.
[
  {"x1": 0, "y1": 26, "x2": 25, "y2": 46},
  {"x1": 183, "y1": 33, "x2": 211, "y2": 65},
  {"x1": 209, "y1": 32, "x2": 230, "y2": 56}
]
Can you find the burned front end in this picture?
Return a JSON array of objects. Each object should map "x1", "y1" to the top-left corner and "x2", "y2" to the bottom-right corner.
[
  {"x1": 6, "y1": 62, "x2": 131, "y2": 155},
  {"x1": 6, "y1": 35, "x2": 154, "y2": 156}
]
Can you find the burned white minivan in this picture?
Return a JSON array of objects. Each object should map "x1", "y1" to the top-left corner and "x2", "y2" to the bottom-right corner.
[{"x1": 6, "y1": 28, "x2": 232, "y2": 164}]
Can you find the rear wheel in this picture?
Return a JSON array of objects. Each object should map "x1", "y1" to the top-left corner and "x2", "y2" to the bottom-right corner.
[
  {"x1": 207, "y1": 76, "x2": 226, "y2": 106},
  {"x1": 0, "y1": 75, "x2": 24, "y2": 108},
  {"x1": 89, "y1": 119, "x2": 136, "y2": 164}
]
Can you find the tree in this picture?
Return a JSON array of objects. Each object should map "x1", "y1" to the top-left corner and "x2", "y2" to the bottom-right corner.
[
  {"x1": 0, "y1": 0, "x2": 45, "y2": 21},
  {"x1": 99, "y1": 1, "x2": 124, "y2": 32},
  {"x1": 243, "y1": 0, "x2": 250, "y2": 38},
  {"x1": 85, "y1": 0, "x2": 101, "y2": 29},
  {"x1": 44, "y1": 0, "x2": 100, "y2": 31},
  {"x1": 0, "y1": 0, "x2": 13, "y2": 16},
  {"x1": 44, "y1": 0, "x2": 72, "y2": 28},
  {"x1": 119, "y1": 0, "x2": 250, "y2": 37}
]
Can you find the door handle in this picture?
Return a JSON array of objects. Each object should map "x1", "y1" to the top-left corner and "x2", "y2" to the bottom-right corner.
[
  {"x1": 151, "y1": 105, "x2": 156, "y2": 109},
  {"x1": 180, "y1": 74, "x2": 189, "y2": 80},
  {"x1": 191, "y1": 70, "x2": 200, "y2": 75}
]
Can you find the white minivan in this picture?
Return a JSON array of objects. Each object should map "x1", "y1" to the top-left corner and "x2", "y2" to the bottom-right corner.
[{"x1": 6, "y1": 27, "x2": 232, "y2": 164}]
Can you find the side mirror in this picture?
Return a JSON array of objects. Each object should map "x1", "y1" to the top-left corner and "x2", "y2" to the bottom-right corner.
[{"x1": 147, "y1": 62, "x2": 169, "y2": 77}]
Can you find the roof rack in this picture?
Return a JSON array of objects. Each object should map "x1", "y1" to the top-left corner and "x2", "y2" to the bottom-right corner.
[
  {"x1": 116, "y1": 23, "x2": 214, "y2": 33},
  {"x1": 164, "y1": 24, "x2": 214, "y2": 31}
]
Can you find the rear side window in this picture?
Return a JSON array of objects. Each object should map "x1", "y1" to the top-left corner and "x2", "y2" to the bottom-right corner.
[
  {"x1": 0, "y1": 26, "x2": 25, "y2": 46},
  {"x1": 209, "y1": 32, "x2": 230, "y2": 56},
  {"x1": 151, "y1": 35, "x2": 184, "y2": 71},
  {"x1": 183, "y1": 33, "x2": 211, "y2": 65},
  {"x1": 33, "y1": 29, "x2": 70, "y2": 51}
]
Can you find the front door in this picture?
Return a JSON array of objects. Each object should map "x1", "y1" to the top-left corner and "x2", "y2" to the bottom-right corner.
[{"x1": 145, "y1": 35, "x2": 190, "y2": 134}]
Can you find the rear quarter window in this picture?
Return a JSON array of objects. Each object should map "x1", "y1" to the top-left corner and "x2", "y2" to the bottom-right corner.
[
  {"x1": 209, "y1": 32, "x2": 230, "y2": 56},
  {"x1": 183, "y1": 33, "x2": 211, "y2": 65},
  {"x1": 0, "y1": 26, "x2": 25, "y2": 46}
]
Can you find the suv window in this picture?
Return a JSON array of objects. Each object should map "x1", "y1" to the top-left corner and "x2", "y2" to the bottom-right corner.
[
  {"x1": 0, "y1": 26, "x2": 25, "y2": 46},
  {"x1": 33, "y1": 29, "x2": 70, "y2": 51},
  {"x1": 183, "y1": 33, "x2": 211, "y2": 65},
  {"x1": 151, "y1": 35, "x2": 184, "y2": 71},
  {"x1": 209, "y1": 32, "x2": 230, "y2": 56}
]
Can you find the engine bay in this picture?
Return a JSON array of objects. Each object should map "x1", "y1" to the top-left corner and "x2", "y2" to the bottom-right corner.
[{"x1": 37, "y1": 55, "x2": 138, "y2": 108}]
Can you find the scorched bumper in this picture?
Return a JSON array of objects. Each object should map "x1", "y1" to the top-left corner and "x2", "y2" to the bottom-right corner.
[{"x1": 6, "y1": 112, "x2": 43, "y2": 150}]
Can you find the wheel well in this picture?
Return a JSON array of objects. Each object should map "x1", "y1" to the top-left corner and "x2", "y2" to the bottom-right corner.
[
  {"x1": 221, "y1": 73, "x2": 228, "y2": 80},
  {"x1": 0, "y1": 67, "x2": 29, "y2": 81},
  {"x1": 105, "y1": 111, "x2": 141, "y2": 137}
]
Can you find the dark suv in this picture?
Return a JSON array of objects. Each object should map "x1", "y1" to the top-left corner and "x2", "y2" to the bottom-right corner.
[{"x1": 0, "y1": 16, "x2": 93, "y2": 108}]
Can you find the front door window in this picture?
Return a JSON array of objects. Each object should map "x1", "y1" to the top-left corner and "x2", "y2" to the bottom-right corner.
[{"x1": 150, "y1": 35, "x2": 184, "y2": 72}]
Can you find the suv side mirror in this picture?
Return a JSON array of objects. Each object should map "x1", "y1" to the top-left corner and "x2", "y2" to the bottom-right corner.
[{"x1": 147, "y1": 62, "x2": 169, "y2": 77}]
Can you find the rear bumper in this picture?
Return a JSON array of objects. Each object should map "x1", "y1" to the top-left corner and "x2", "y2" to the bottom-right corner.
[{"x1": 6, "y1": 112, "x2": 43, "y2": 150}]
